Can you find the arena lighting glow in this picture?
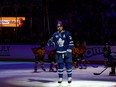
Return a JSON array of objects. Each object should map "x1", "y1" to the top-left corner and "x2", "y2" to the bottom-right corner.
[
  {"x1": 0, "y1": 17, "x2": 25, "y2": 27},
  {"x1": 6, "y1": 77, "x2": 116, "y2": 87},
  {"x1": 0, "y1": 66, "x2": 115, "y2": 87}
]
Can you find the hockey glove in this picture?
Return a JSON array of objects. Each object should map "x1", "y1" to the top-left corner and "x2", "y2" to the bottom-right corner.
[{"x1": 65, "y1": 49, "x2": 72, "y2": 58}]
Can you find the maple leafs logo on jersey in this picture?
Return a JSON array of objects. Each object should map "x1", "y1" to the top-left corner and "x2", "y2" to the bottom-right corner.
[{"x1": 57, "y1": 38, "x2": 64, "y2": 47}]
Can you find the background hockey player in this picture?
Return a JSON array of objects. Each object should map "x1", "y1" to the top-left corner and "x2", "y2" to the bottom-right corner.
[
  {"x1": 32, "y1": 43, "x2": 46, "y2": 72},
  {"x1": 103, "y1": 43, "x2": 111, "y2": 66},
  {"x1": 48, "y1": 49, "x2": 58, "y2": 72}
]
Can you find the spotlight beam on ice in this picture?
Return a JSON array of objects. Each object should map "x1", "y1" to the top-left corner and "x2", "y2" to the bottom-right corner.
[{"x1": 6, "y1": 77, "x2": 116, "y2": 87}]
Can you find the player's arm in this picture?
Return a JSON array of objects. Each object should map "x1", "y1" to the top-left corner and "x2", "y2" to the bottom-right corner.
[
  {"x1": 67, "y1": 32, "x2": 74, "y2": 52},
  {"x1": 47, "y1": 36, "x2": 55, "y2": 47}
]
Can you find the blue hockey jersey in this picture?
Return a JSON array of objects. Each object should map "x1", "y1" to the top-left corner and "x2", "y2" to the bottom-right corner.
[{"x1": 48, "y1": 30, "x2": 74, "y2": 54}]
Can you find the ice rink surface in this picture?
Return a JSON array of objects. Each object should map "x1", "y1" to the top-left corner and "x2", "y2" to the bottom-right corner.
[{"x1": 0, "y1": 62, "x2": 116, "y2": 87}]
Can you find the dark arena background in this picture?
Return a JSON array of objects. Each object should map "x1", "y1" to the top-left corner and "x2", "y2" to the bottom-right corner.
[{"x1": 0, "y1": 0, "x2": 116, "y2": 87}]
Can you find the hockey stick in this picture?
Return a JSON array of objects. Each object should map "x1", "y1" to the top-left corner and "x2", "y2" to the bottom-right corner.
[{"x1": 93, "y1": 67, "x2": 108, "y2": 75}]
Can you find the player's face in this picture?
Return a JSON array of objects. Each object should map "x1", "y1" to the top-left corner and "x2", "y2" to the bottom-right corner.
[{"x1": 57, "y1": 26, "x2": 63, "y2": 32}]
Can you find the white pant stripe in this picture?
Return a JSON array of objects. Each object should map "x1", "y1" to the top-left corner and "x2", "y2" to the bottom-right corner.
[
  {"x1": 58, "y1": 72, "x2": 63, "y2": 74},
  {"x1": 67, "y1": 72, "x2": 72, "y2": 74},
  {"x1": 67, "y1": 69, "x2": 72, "y2": 71},
  {"x1": 58, "y1": 69, "x2": 63, "y2": 71}
]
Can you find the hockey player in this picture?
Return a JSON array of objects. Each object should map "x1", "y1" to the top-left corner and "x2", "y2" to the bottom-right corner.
[
  {"x1": 108, "y1": 53, "x2": 116, "y2": 75},
  {"x1": 47, "y1": 20, "x2": 74, "y2": 83},
  {"x1": 72, "y1": 41, "x2": 80, "y2": 68},
  {"x1": 103, "y1": 43, "x2": 116, "y2": 75},
  {"x1": 103, "y1": 43, "x2": 111, "y2": 68},
  {"x1": 78, "y1": 41, "x2": 87, "y2": 69},
  {"x1": 32, "y1": 43, "x2": 46, "y2": 72},
  {"x1": 48, "y1": 49, "x2": 58, "y2": 72}
]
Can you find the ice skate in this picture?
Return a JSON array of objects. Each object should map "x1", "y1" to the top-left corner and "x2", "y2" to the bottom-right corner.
[
  {"x1": 68, "y1": 77, "x2": 72, "y2": 84},
  {"x1": 58, "y1": 78, "x2": 63, "y2": 83}
]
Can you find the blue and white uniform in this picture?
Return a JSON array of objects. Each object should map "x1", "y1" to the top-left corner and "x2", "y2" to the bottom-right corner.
[{"x1": 48, "y1": 30, "x2": 74, "y2": 78}]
